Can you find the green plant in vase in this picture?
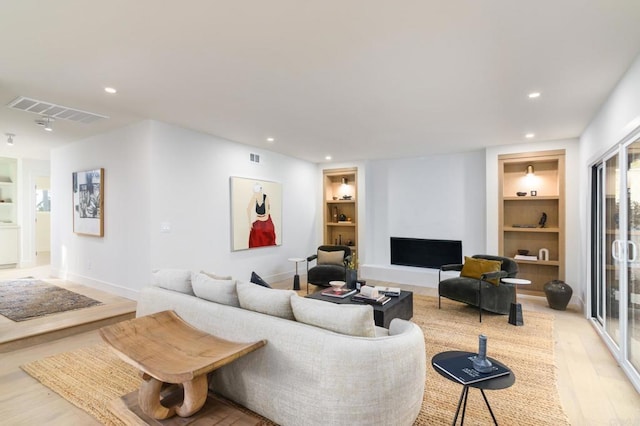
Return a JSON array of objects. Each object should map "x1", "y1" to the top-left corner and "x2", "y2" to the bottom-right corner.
[{"x1": 345, "y1": 255, "x2": 358, "y2": 289}]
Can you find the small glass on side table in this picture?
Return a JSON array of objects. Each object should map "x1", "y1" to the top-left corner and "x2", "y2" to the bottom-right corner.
[{"x1": 501, "y1": 278, "x2": 531, "y2": 326}]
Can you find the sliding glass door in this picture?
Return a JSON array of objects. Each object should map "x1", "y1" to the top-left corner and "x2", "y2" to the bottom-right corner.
[{"x1": 592, "y1": 139, "x2": 640, "y2": 391}]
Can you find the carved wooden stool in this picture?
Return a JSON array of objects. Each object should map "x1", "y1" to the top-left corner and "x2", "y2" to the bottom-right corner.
[{"x1": 100, "y1": 310, "x2": 266, "y2": 419}]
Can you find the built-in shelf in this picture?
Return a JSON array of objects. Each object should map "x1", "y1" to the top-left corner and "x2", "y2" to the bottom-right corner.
[
  {"x1": 499, "y1": 150, "x2": 565, "y2": 294},
  {"x1": 0, "y1": 157, "x2": 18, "y2": 266},
  {"x1": 323, "y1": 167, "x2": 358, "y2": 255}
]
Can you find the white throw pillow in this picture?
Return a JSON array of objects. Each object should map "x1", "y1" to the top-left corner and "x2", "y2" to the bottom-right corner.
[
  {"x1": 192, "y1": 272, "x2": 239, "y2": 307},
  {"x1": 236, "y1": 281, "x2": 296, "y2": 320},
  {"x1": 151, "y1": 269, "x2": 193, "y2": 294},
  {"x1": 290, "y1": 295, "x2": 376, "y2": 337},
  {"x1": 200, "y1": 270, "x2": 233, "y2": 280},
  {"x1": 317, "y1": 250, "x2": 345, "y2": 265}
]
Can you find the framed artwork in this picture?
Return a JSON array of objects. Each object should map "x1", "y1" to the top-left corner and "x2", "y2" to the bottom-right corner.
[
  {"x1": 230, "y1": 176, "x2": 282, "y2": 251},
  {"x1": 72, "y1": 168, "x2": 104, "y2": 236}
]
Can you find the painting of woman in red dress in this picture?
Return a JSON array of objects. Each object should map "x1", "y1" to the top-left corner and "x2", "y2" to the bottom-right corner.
[{"x1": 247, "y1": 183, "x2": 277, "y2": 247}]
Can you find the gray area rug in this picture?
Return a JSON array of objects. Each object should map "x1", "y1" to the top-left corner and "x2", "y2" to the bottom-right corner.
[{"x1": 0, "y1": 279, "x2": 102, "y2": 322}]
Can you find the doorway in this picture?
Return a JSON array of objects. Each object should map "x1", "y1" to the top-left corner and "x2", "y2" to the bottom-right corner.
[{"x1": 35, "y1": 176, "x2": 50, "y2": 265}]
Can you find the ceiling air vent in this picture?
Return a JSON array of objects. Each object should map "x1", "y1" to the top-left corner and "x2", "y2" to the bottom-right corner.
[
  {"x1": 7, "y1": 96, "x2": 109, "y2": 124},
  {"x1": 250, "y1": 153, "x2": 260, "y2": 163}
]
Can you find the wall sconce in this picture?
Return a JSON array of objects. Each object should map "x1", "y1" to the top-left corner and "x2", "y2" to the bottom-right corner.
[
  {"x1": 6, "y1": 133, "x2": 15, "y2": 146},
  {"x1": 341, "y1": 177, "x2": 348, "y2": 185},
  {"x1": 526, "y1": 165, "x2": 535, "y2": 176}
]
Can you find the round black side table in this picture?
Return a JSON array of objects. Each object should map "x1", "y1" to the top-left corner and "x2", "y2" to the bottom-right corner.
[{"x1": 431, "y1": 351, "x2": 515, "y2": 425}]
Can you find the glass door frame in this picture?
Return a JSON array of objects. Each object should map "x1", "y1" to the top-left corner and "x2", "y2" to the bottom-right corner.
[{"x1": 590, "y1": 130, "x2": 640, "y2": 394}]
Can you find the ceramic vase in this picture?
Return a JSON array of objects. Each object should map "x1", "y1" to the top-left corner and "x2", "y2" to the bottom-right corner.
[{"x1": 473, "y1": 334, "x2": 493, "y2": 373}]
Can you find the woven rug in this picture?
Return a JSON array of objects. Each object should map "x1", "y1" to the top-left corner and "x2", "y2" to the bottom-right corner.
[
  {"x1": 21, "y1": 295, "x2": 568, "y2": 425},
  {"x1": 0, "y1": 279, "x2": 102, "y2": 321}
]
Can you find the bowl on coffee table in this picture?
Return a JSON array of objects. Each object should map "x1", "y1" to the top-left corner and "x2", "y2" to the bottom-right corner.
[{"x1": 329, "y1": 281, "x2": 345, "y2": 291}]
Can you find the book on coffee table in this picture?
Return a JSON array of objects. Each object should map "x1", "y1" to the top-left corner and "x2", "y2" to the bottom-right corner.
[
  {"x1": 432, "y1": 353, "x2": 510, "y2": 385},
  {"x1": 321, "y1": 288, "x2": 357, "y2": 298},
  {"x1": 375, "y1": 286, "x2": 401, "y2": 296},
  {"x1": 351, "y1": 293, "x2": 392, "y2": 305}
]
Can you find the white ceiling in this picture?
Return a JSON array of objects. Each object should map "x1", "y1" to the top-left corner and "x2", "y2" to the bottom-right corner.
[{"x1": 2, "y1": 1, "x2": 640, "y2": 163}]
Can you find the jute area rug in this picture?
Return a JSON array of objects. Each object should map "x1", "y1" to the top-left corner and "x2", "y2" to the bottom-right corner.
[
  {"x1": 0, "y1": 279, "x2": 102, "y2": 321},
  {"x1": 21, "y1": 295, "x2": 568, "y2": 425}
]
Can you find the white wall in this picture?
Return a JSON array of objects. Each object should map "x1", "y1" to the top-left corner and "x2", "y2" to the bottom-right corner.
[
  {"x1": 51, "y1": 121, "x2": 152, "y2": 298},
  {"x1": 485, "y1": 139, "x2": 581, "y2": 304},
  {"x1": 361, "y1": 150, "x2": 486, "y2": 286},
  {"x1": 50, "y1": 120, "x2": 318, "y2": 298},
  {"x1": 147, "y1": 121, "x2": 318, "y2": 282}
]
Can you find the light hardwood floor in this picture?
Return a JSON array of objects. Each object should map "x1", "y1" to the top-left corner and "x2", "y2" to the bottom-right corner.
[{"x1": 1, "y1": 266, "x2": 639, "y2": 425}]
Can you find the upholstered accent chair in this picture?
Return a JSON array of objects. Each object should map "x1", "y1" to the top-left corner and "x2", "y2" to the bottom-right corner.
[
  {"x1": 306, "y1": 245, "x2": 352, "y2": 293},
  {"x1": 438, "y1": 254, "x2": 518, "y2": 322}
]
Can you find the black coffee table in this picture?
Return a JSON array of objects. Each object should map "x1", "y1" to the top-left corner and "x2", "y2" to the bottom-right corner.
[
  {"x1": 431, "y1": 351, "x2": 515, "y2": 425},
  {"x1": 305, "y1": 290, "x2": 413, "y2": 328}
]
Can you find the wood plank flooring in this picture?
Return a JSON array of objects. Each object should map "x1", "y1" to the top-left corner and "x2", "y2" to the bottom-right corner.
[{"x1": 0, "y1": 267, "x2": 639, "y2": 425}]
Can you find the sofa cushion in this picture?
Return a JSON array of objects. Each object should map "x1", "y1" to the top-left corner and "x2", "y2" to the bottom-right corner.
[
  {"x1": 192, "y1": 273, "x2": 239, "y2": 307},
  {"x1": 317, "y1": 250, "x2": 344, "y2": 265},
  {"x1": 151, "y1": 269, "x2": 193, "y2": 294},
  {"x1": 461, "y1": 256, "x2": 501, "y2": 285},
  {"x1": 200, "y1": 270, "x2": 233, "y2": 280},
  {"x1": 250, "y1": 271, "x2": 271, "y2": 288},
  {"x1": 290, "y1": 295, "x2": 376, "y2": 337},
  {"x1": 237, "y1": 281, "x2": 295, "y2": 319}
]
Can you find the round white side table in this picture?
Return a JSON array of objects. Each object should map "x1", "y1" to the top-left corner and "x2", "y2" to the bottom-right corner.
[
  {"x1": 501, "y1": 278, "x2": 531, "y2": 326},
  {"x1": 288, "y1": 257, "x2": 305, "y2": 291}
]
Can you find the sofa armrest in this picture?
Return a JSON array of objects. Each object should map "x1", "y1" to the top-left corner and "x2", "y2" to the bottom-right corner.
[
  {"x1": 440, "y1": 263, "x2": 463, "y2": 272},
  {"x1": 481, "y1": 270, "x2": 508, "y2": 281},
  {"x1": 306, "y1": 254, "x2": 318, "y2": 262}
]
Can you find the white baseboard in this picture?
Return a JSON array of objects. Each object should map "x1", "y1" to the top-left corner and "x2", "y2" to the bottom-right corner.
[{"x1": 50, "y1": 267, "x2": 139, "y2": 301}]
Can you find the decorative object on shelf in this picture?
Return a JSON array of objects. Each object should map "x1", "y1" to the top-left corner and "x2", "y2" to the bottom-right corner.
[
  {"x1": 539, "y1": 248, "x2": 549, "y2": 261},
  {"x1": 538, "y1": 212, "x2": 547, "y2": 227},
  {"x1": 544, "y1": 280, "x2": 573, "y2": 310},
  {"x1": 72, "y1": 168, "x2": 104, "y2": 237},
  {"x1": 230, "y1": 176, "x2": 282, "y2": 251},
  {"x1": 516, "y1": 191, "x2": 527, "y2": 196},
  {"x1": 339, "y1": 213, "x2": 347, "y2": 221},
  {"x1": 526, "y1": 164, "x2": 535, "y2": 175},
  {"x1": 341, "y1": 195, "x2": 352, "y2": 200},
  {"x1": 472, "y1": 334, "x2": 493, "y2": 373},
  {"x1": 333, "y1": 206, "x2": 338, "y2": 222},
  {"x1": 517, "y1": 249, "x2": 529, "y2": 255},
  {"x1": 530, "y1": 190, "x2": 537, "y2": 196}
]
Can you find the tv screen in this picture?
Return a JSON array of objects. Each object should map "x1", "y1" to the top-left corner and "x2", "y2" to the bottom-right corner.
[{"x1": 390, "y1": 237, "x2": 462, "y2": 269}]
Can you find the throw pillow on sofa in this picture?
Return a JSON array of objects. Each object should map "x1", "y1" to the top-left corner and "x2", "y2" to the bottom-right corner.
[
  {"x1": 460, "y1": 256, "x2": 502, "y2": 286},
  {"x1": 192, "y1": 272, "x2": 239, "y2": 307},
  {"x1": 250, "y1": 271, "x2": 271, "y2": 288},
  {"x1": 200, "y1": 270, "x2": 233, "y2": 280},
  {"x1": 290, "y1": 295, "x2": 376, "y2": 337},
  {"x1": 151, "y1": 269, "x2": 193, "y2": 294},
  {"x1": 317, "y1": 250, "x2": 345, "y2": 265},
  {"x1": 237, "y1": 281, "x2": 296, "y2": 320}
]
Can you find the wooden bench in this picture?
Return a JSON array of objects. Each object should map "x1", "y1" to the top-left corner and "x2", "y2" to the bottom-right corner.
[{"x1": 100, "y1": 310, "x2": 266, "y2": 420}]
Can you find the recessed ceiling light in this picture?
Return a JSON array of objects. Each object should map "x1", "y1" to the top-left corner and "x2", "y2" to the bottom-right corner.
[
  {"x1": 104, "y1": 87, "x2": 117, "y2": 94},
  {"x1": 325, "y1": 155, "x2": 332, "y2": 161},
  {"x1": 528, "y1": 92, "x2": 541, "y2": 99},
  {"x1": 266, "y1": 137, "x2": 275, "y2": 143},
  {"x1": 525, "y1": 133, "x2": 535, "y2": 139}
]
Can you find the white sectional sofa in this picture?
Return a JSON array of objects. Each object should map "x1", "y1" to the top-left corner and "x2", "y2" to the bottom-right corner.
[{"x1": 136, "y1": 270, "x2": 426, "y2": 425}]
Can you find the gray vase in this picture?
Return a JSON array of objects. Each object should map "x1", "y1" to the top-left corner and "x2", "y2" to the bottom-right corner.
[
  {"x1": 345, "y1": 269, "x2": 358, "y2": 289},
  {"x1": 544, "y1": 280, "x2": 573, "y2": 310},
  {"x1": 473, "y1": 334, "x2": 493, "y2": 373}
]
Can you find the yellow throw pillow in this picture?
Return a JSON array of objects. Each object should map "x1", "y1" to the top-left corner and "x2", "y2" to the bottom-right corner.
[
  {"x1": 460, "y1": 256, "x2": 502, "y2": 286},
  {"x1": 317, "y1": 250, "x2": 345, "y2": 265}
]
